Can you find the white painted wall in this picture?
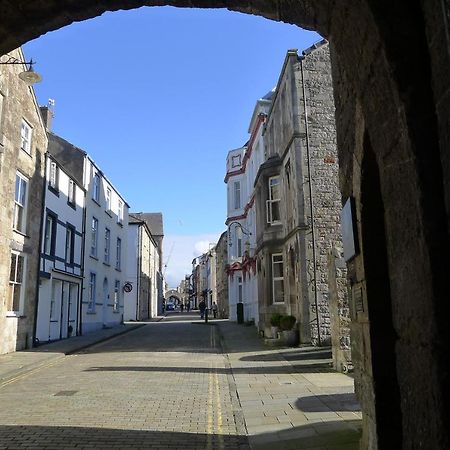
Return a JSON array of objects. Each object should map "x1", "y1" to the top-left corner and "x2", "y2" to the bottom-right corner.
[
  {"x1": 36, "y1": 155, "x2": 85, "y2": 343},
  {"x1": 81, "y1": 157, "x2": 129, "y2": 333}
]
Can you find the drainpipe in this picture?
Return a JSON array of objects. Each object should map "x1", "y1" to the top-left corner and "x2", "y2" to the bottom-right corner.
[
  {"x1": 300, "y1": 55, "x2": 322, "y2": 346},
  {"x1": 32, "y1": 151, "x2": 48, "y2": 347},
  {"x1": 136, "y1": 225, "x2": 141, "y2": 321},
  {"x1": 79, "y1": 178, "x2": 87, "y2": 336}
]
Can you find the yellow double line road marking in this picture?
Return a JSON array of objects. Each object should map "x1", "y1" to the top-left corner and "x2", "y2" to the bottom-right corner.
[{"x1": 207, "y1": 326, "x2": 224, "y2": 450}]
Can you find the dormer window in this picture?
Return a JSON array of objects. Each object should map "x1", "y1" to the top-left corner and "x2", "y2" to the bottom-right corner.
[{"x1": 231, "y1": 155, "x2": 241, "y2": 168}]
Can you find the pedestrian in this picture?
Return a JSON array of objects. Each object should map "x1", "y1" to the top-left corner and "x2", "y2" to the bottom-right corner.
[
  {"x1": 212, "y1": 302, "x2": 218, "y2": 319},
  {"x1": 199, "y1": 299, "x2": 206, "y2": 319},
  {"x1": 186, "y1": 302, "x2": 190, "y2": 312},
  {"x1": 180, "y1": 303, "x2": 184, "y2": 312}
]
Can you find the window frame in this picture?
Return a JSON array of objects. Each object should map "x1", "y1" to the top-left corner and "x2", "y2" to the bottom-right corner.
[
  {"x1": 8, "y1": 251, "x2": 26, "y2": 315},
  {"x1": 266, "y1": 175, "x2": 282, "y2": 225},
  {"x1": 68, "y1": 178, "x2": 76, "y2": 207},
  {"x1": 92, "y1": 172, "x2": 100, "y2": 203},
  {"x1": 115, "y1": 237, "x2": 122, "y2": 270},
  {"x1": 104, "y1": 227, "x2": 111, "y2": 264},
  {"x1": 231, "y1": 154, "x2": 241, "y2": 168},
  {"x1": 106, "y1": 187, "x2": 112, "y2": 212},
  {"x1": 48, "y1": 160, "x2": 59, "y2": 191},
  {"x1": 90, "y1": 217, "x2": 98, "y2": 257},
  {"x1": 44, "y1": 212, "x2": 57, "y2": 257},
  {"x1": 117, "y1": 199, "x2": 123, "y2": 225},
  {"x1": 88, "y1": 272, "x2": 96, "y2": 312},
  {"x1": 271, "y1": 253, "x2": 285, "y2": 304},
  {"x1": 20, "y1": 119, "x2": 32, "y2": 155},
  {"x1": 113, "y1": 280, "x2": 121, "y2": 312},
  {"x1": 65, "y1": 225, "x2": 75, "y2": 265},
  {"x1": 233, "y1": 181, "x2": 241, "y2": 210},
  {"x1": 13, "y1": 172, "x2": 28, "y2": 233}
]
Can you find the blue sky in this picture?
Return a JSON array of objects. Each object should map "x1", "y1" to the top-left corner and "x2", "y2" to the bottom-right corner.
[{"x1": 24, "y1": 6, "x2": 320, "y2": 287}]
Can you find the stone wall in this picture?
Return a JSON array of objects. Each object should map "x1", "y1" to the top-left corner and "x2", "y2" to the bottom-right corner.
[
  {"x1": 215, "y1": 231, "x2": 229, "y2": 318},
  {"x1": 0, "y1": 48, "x2": 47, "y2": 354},
  {"x1": 295, "y1": 43, "x2": 344, "y2": 346}
]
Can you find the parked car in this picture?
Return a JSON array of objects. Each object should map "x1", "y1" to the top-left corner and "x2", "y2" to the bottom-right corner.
[{"x1": 166, "y1": 302, "x2": 175, "y2": 311}]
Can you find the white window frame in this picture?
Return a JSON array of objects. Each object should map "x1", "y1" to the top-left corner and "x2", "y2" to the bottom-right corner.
[
  {"x1": 88, "y1": 272, "x2": 96, "y2": 312},
  {"x1": 20, "y1": 119, "x2": 32, "y2": 155},
  {"x1": 266, "y1": 176, "x2": 281, "y2": 225},
  {"x1": 13, "y1": 172, "x2": 28, "y2": 233},
  {"x1": 8, "y1": 251, "x2": 26, "y2": 315},
  {"x1": 116, "y1": 237, "x2": 122, "y2": 270},
  {"x1": 117, "y1": 200, "x2": 123, "y2": 224},
  {"x1": 65, "y1": 226, "x2": 74, "y2": 264},
  {"x1": 68, "y1": 178, "x2": 76, "y2": 205},
  {"x1": 49, "y1": 160, "x2": 58, "y2": 190},
  {"x1": 91, "y1": 217, "x2": 98, "y2": 257},
  {"x1": 233, "y1": 181, "x2": 241, "y2": 210},
  {"x1": 237, "y1": 276, "x2": 243, "y2": 303},
  {"x1": 236, "y1": 227, "x2": 243, "y2": 258},
  {"x1": 106, "y1": 187, "x2": 111, "y2": 212},
  {"x1": 93, "y1": 173, "x2": 100, "y2": 203},
  {"x1": 271, "y1": 253, "x2": 285, "y2": 304},
  {"x1": 104, "y1": 227, "x2": 110, "y2": 264}
]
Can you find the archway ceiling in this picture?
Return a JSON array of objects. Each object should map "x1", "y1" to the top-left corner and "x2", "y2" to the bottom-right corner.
[{"x1": 0, "y1": 1, "x2": 328, "y2": 56}]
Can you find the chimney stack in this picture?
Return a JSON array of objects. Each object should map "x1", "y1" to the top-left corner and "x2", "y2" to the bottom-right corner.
[{"x1": 40, "y1": 106, "x2": 53, "y2": 131}]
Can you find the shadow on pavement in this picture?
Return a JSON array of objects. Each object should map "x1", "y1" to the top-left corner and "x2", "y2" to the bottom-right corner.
[
  {"x1": 240, "y1": 348, "x2": 332, "y2": 362},
  {"x1": 0, "y1": 420, "x2": 361, "y2": 449},
  {"x1": 83, "y1": 364, "x2": 335, "y2": 375},
  {"x1": 295, "y1": 393, "x2": 361, "y2": 412}
]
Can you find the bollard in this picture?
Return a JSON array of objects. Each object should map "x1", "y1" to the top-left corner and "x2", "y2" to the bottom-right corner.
[{"x1": 205, "y1": 308, "x2": 208, "y2": 324}]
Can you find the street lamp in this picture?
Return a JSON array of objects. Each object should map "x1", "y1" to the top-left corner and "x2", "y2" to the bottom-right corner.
[
  {"x1": 227, "y1": 221, "x2": 252, "y2": 247},
  {"x1": 0, "y1": 54, "x2": 42, "y2": 85}
]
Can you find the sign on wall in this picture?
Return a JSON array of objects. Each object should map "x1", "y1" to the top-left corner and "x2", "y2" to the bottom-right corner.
[{"x1": 340, "y1": 197, "x2": 359, "y2": 262}]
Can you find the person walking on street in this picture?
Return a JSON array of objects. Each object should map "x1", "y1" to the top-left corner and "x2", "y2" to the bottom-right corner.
[
  {"x1": 199, "y1": 299, "x2": 206, "y2": 319},
  {"x1": 180, "y1": 303, "x2": 184, "y2": 312},
  {"x1": 212, "y1": 302, "x2": 218, "y2": 319}
]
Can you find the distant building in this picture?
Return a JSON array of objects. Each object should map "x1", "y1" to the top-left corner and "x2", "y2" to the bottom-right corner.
[
  {"x1": 129, "y1": 212, "x2": 164, "y2": 315},
  {"x1": 215, "y1": 231, "x2": 229, "y2": 318},
  {"x1": 225, "y1": 91, "x2": 272, "y2": 326},
  {"x1": 124, "y1": 214, "x2": 161, "y2": 321},
  {"x1": 0, "y1": 48, "x2": 48, "y2": 354}
]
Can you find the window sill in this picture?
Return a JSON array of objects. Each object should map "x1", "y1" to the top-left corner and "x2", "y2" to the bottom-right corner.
[
  {"x1": 20, "y1": 148, "x2": 32, "y2": 158},
  {"x1": 89, "y1": 254, "x2": 98, "y2": 261},
  {"x1": 48, "y1": 185, "x2": 59, "y2": 197},
  {"x1": 115, "y1": 267, "x2": 121, "y2": 272},
  {"x1": 67, "y1": 201, "x2": 76, "y2": 211},
  {"x1": 6, "y1": 312, "x2": 25, "y2": 318},
  {"x1": 92, "y1": 198, "x2": 101, "y2": 207},
  {"x1": 105, "y1": 210, "x2": 112, "y2": 217},
  {"x1": 86, "y1": 310, "x2": 96, "y2": 315},
  {"x1": 103, "y1": 261, "x2": 110, "y2": 267},
  {"x1": 117, "y1": 222, "x2": 123, "y2": 228},
  {"x1": 113, "y1": 310, "x2": 121, "y2": 314},
  {"x1": 13, "y1": 229, "x2": 29, "y2": 238}
]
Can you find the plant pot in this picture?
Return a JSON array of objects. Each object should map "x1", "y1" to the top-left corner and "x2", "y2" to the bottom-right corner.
[
  {"x1": 270, "y1": 326, "x2": 280, "y2": 339},
  {"x1": 281, "y1": 329, "x2": 299, "y2": 347}
]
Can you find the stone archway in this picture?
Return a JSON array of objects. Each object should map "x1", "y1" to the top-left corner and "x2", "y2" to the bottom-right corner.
[
  {"x1": 164, "y1": 289, "x2": 182, "y2": 303},
  {"x1": 1, "y1": 1, "x2": 450, "y2": 448}
]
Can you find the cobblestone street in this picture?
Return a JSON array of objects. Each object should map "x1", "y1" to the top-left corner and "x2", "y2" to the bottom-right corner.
[{"x1": 0, "y1": 314, "x2": 361, "y2": 449}]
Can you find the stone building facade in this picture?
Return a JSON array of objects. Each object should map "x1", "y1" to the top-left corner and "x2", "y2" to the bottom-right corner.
[
  {"x1": 124, "y1": 214, "x2": 161, "y2": 321},
  {"x1": 0, "y1": 48, "x2": 48, "y2": 354},
  {"x1": 255, "y1": 41, "x2": 345, "y2": 345},
  {"x1": 214, "y1": 231, "x2": 229, "y2": 318}
]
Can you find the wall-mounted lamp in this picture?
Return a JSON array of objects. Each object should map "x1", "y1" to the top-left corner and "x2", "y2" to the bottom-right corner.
[
  {"x1": 228, "y1": 221, "x2": 252, "y2": 246},
  {"x1": 0, "y1": 55, "x2": 42, "y2": 85}
]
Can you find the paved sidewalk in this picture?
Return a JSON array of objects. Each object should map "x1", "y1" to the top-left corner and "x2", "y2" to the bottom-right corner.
[
  {"x1": 216, "y1": 321, "x2": 362, "y2": 450},
  {"x1": 0, "y1": 320, "x2": 160, "y2": 387}
]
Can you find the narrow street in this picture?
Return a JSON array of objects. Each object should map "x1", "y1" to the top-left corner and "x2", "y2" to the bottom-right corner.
[{"x1": 0, "y1": 315, "x2": 361, "y2": 449}]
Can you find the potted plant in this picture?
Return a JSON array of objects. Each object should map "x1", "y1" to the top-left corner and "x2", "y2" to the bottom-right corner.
[
  {"x1": 269, "y1": 313, "x2": 282, "y2": 339},
  {"x1": 279, "y1": 315, "x2": 299, "y2": 346}
]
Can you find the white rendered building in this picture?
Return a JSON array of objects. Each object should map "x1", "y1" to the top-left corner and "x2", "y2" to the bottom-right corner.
[
  {"x1": 225, "y1": 92, "x2": 273, "y2": 326},
  {"x1": 46, "y1": 133, "x2": 129, "y2": 334},
  {"x1": 36, "y1": 151, "x2": 85, "y2": 342}
]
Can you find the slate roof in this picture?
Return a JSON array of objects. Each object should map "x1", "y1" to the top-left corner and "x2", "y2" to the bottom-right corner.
[{"x1": 130, "y1": 212, "x2": 164, "y2": 236}]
